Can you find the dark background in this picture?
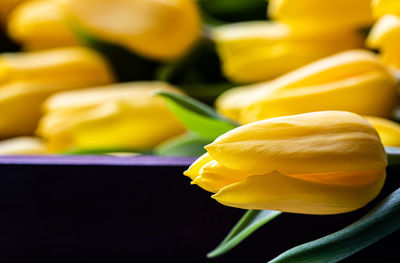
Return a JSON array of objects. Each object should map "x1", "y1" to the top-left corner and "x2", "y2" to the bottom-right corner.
[{"x1": 0, "y1": 157, "x2": 398, "y2": 263}]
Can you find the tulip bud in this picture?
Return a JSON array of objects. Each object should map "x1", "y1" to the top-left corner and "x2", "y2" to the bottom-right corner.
[
  {"x1": 7, "y1": 0, "x2": 80, "y2": 50},
  {"x1": 185, "y1": 111, "x2": 387, "y2": 215},
  {"x1": 268, "y1": 0, "x2": 373, "y2": 33},
  {"x1": 371, "y1": 0, "x2": 400, "y2": 18},
  {"x1": 216, "y1": 50, "x2": 398, "y2": 124},
  {"x1": 56, "y1": 0, "x2": 201, "y2": 60},
  {"x1": 0, "y1": 47, "x2": 114, "y2": 138},
  {"x1": 0, "y1": 0, "x2": 24, "y2": 25},
  {"x1": 367, "y1": 15, "x2": 400, "y2": 68},
  {"x1": 365, "y1": 116, "x2": 400, "y2": 147},
  {"x1": 0, "y1": 136, "x2": 47, "y2": 155},
  {"x1": 213, "y1": 21, "x2": 364, "y2": 83},
  {"x1": 36, "y1": 82, "x2": 186, "y2": 152}
]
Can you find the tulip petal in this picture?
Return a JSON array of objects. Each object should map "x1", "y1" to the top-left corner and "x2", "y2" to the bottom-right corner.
[
  {"x1": 365, "y1": 116, "x2": 400, "y2": 147},
  {"x1": 206, "y1": 111, "x2": 387, "y2": 176},
  {"x1": 192, "y1": 160, "x2": 249, "y2": 193},
  {"x1": 183, "y1": 153, "x2": 213, "y2": 180},
  {"x1": 367, "y1": 15, "x2": 400, "y2": 49},
  {"x1": 372, "y1": 0, "x2": 400, "y2": 18},
  {"x1": 212, "y1": 170, "x2": 386, "y2": 215},
  {"x1": 268, "y1": 0, "x2": 373, "y2": 33},
  {"x1": 240, "y1": 71, "x2": 397, "y2": 123}
]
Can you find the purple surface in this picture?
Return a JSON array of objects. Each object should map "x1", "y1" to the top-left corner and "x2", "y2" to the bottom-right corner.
[{"x1": 0, "y1": 155, "x2": 196, "y2": 166}]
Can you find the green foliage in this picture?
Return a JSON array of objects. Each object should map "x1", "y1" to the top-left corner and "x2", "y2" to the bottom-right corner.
[
  {"x1": 155, "y1": 132, "x2": 210, "y2": 157},
  {"x1": 155, "y1": 91, "x2": 238, "y2": 140},
  {"x1": 208, "y1": 210, "x2": 282, "y2": 258},
  {"x1": 269, "y1": 187, "x2": 400, "y2": 263}
]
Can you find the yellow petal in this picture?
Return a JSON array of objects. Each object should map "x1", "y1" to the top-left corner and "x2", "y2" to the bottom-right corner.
[
  {"x1": 215, "y1": 84, "x2": 267, "y2": 121},
  {"x1": 240, "y1": 71, "x2": 397, "y2": 123},
  {"x1": 0, "y1": 0, "x2": 24, "y2": 24},
  {"x1": 205, "y1": 111, "x2": 387, "y2": 175},
  {"x1": 365, "y1": 116, "x2": 400, "y2": 147},
  {"x1": 184, "y1": 153, "x2": 213, "y2": 180},
  {"x1": 215, "y1": 50, "x2": 397, "y2": 123},
  {"x1": 0, "y1": 136, "x2": 47, "y2": 155},
  {"x1": 268, "y1": 0, "x2": 373, "y2": 33},
  {"x1": 213, "y1": 21, "x2": 364, "y2": 83},
  {"x1": 367, "y1": 15, "x2": 400, "y2": 49},
  {"x1": 7, "y1": 0, "x2": 80, "y2": 50},
  {"x1": 371, "y1": 0, "x2": 400, "y2": 18},
  {"x1": 0, "y1": 47, "x2": 113, "y2": 84},
  {"x1": 0, "y1": 47, "x2": 114, "y2": 138},
  {"x1": 37, "y1": 82, "x2": 186, "y2": 152},
  {"x1": 212, "y1": 170, "x2": 386, "y2": 215},
  {"x1": 57, "y1": 0, "x2": 201, "y2": 60},
  {"x1": 192, "y1": 160, "x2": 249, "y2": 193}
]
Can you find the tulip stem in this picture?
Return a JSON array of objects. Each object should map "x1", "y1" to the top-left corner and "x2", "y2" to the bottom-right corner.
[
  {"x1": 385, "y1": 147, "x2": 400, "y2": 166},
  {"x1": 207, "y1": 209, "x2": 282, "y2": 258}
]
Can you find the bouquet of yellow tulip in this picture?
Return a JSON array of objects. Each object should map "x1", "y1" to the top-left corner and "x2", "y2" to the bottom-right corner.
[{"x1": 0, "y1": 0, "x2": 400, "y2": 262}]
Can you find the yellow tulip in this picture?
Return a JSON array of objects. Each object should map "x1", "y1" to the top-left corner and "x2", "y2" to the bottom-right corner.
[
  {"x1": 367, "y1": 15, "x2": 400, "y2": 68},
  {"x1": 0, "y1": 137, "x2": 47, "y2": 155},
  {"x1": 0, "y1": 47, "x2": 114, "y2": 138},
  {"x1": 56, "y1": 0, "x2": 201, "y2": 60},
  {"x1": 0, "y1": 0, "x2": 24, "y2": 25},
  {"x1": 213, "y1": 21, "x2": 364, "y2": 83},
  {"x1": 371, "y1": 0, "x2": 400, "y2": 18},
  {"x1": 365, "y1": 116, "x2": 400, "y2": 147},
  {"x1": 36, "y1": 82, "x2": 186, "y2": 152},
  {"x1": 216, "y1": 50, "x2": 397, "y2": 124},
  {"x1": 7, "y1": 0, "x2": 80, "y2": 50},
  {"x1": 185, "y1": 111, "x2": 387, "y2": 215},
  {"x1": 268, "y1": 0, "x2": 373, "y2": 33}
]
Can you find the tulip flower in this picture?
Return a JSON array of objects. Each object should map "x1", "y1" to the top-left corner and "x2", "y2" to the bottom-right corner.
[
  {"x1": 365, "y1": 116, "x2": 400, "y2": 147},
  {"x1": 0, "y1": 47, "x2": 114, "y2": 138},
  {"x1": 0, "y1": 137, "x2": 47, "y2": 155},
  {"x1": 213, "y1": 21, "x2": 364, "y2": 83},
  {"x1": 7, "y1": 0, "x2": 80, "y2": 50},
  {"x1": 0, "y1": 0, "x2": 24, "y2": 25},
  {"x1": 56, "y1": 0, "x2": 201, "y2": 60},
  {"x1": 371, "y1": 0, "x2": 400, "y2": 18},
  {"x1": 268, "y1": 0, "x2": 373, "y2": 34},
  {"x1": 36, "y1": 82, "x2": 186, "y2": 152},
  {"x1": 185, "y1": 111, "x2": 387, "y2": 215},
  {"x1": 367, "y1": 15, "x2": 400, "y2": 68},
  {"x1": 216, "y1": 50, "x2": 398, "y2": 124}
]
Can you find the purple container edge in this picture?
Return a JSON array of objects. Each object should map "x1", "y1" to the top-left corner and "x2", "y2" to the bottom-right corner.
[{"x1": 0, "y1": 155, "x2": 197, "y2": 167}]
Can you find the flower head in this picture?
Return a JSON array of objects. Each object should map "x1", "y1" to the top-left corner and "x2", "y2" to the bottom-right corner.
[{"x1": 185, "y1": 111, "x2": 387, "y2": 215}]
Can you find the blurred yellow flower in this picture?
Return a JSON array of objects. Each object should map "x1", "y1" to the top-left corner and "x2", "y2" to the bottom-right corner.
[
  {"x1": 268, "y1": 0, "x2": 373, "y2": 34},
  {"x1": 371, "y1": 0, "x2": 400, "y2": 18},
  {"x1": 185, "y1": 111, "x2": 387, "y2": 215},
  {"x1": 365, "y1": 116, "x2": 400, "y2": 147},
  {"x1": 0, "y1": 47, "x2": 114, "y2": 138},
  {"x1": 0, "y1": 0, "x2": 24, "y2": 25},
  {"x1": 216, "y1": 50, "x2": 397, "y2": 124},
  {"x1": 7, "y1": 0, "x2": 80, "y2": 50},
  {"x1": 56, "y1": 0, "x2": 201, "y2": 60},
  {"x1": 0, "y1": 136, "x2": 47, "y2": 155},
  {"x1": 37, "y1": 82, "x2": 186, "y2": 152},
  {"x1": 367, "y1": 15, "x2": 400, "y2": 68},
  {"x1": 213, "y1": 21, "x2": 364, "y2": 83}
]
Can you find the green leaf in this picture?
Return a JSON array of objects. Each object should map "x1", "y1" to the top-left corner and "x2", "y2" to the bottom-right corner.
[
  {"x1": 155, "y1": 132, "x2": 211, "y2": 157},
  {"x1": 155, "y1": 91, "x2": 238, "y2": 140},
  {"x1": 208, "y1": 210, "x2": 282, "y2": 258},
  {"x1": 386, "y1": 146, "x2": 400, "y2": 166},
  {"x1": 268, "y1": 187, "x2": 400, "y2": 263}
]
